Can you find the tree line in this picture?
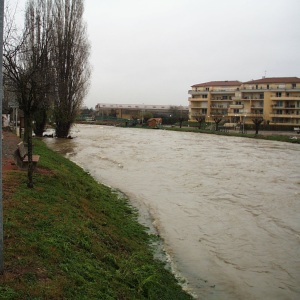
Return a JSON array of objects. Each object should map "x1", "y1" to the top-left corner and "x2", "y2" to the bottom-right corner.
[
  {"x1": 3, "y1": 0, "x2": 90, "y2": 187},
  {"x1": 3, "y1": 0, "x2": 90, "y2": 138}
]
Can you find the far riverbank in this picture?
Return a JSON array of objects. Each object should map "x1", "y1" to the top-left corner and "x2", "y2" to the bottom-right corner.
[{"x1": 77, "y1": 121, "x2": 300, "y2": 144}]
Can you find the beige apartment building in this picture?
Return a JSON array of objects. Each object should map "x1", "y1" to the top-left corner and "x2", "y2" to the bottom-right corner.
[{"x1": 188, "y1": 77, "x2": 300, "y2": 126}]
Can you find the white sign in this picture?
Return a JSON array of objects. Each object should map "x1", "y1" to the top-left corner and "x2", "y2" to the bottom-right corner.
[{"x1": 8, "y1": 100, "x2": 19, "y2": 108}]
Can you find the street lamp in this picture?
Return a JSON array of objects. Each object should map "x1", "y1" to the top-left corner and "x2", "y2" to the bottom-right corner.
[
  {"x1": 141, "y1": 104, "x2": 144, "y2": 125},
  {"x1": 0, "y1": 0, "x2": 4, "y2": 274}
]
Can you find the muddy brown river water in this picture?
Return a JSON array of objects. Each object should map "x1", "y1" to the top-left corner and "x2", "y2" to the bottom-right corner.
[{"x1": 44, "y1": 124, "x2": 300, "y2": 300}]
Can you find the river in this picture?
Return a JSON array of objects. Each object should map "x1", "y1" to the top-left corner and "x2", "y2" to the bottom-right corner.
[{"x1": 44, "y1": 124, "x2": 300, "y2": 300}]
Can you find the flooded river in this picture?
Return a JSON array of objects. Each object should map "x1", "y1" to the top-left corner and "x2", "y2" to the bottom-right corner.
[{"x1": 45, "y1": 124, "x2": 300, "y2": 300}]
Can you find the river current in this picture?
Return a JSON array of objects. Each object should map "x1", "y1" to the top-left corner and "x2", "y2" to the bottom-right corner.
[{"x1": 44, "y1": 124, "x2": 300, "y2": 300}]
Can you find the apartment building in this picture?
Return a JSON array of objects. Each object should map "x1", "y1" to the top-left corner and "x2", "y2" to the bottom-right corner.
[
  {"x1": 189, "y1": 80, "x2": 241, "y2": 122},
  {"x1": 188, "y1": 77, "x2": 300, "y2": 126}
]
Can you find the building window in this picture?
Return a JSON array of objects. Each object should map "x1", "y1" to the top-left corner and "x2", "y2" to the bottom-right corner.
[
  {"x1": 276, "y1": 92, "x2": 282, "y2": 97},
  {"x1": 202, "y1": 94, "x2": 208, "y2": 98},
  {"x1": 276, "y1": 110, "x2": 282, "y2": 114},
  {"x1": 256, "y1": 85, "x2": 258, "y2": 89},
  {"x1": 233, "y1": 109, "x2": 239, "y2": 113},
  {"x1": 206, "y1": 88, "x2": 209, "y2": 91},
  {"x1": 267, "y1": 85, "x2": 269, "y2": 89},
  {"x1": 260, "y1": 94, "x2": 264, "y2": 99},
  {"x1": 292, "y1": 83, "x2": 296, "y2": 89},
  {"x1": 222, "y1": 96, "x2": 228, "y2": 100}
]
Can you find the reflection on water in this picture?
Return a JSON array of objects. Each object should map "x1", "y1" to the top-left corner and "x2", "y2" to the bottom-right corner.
[{"x1": 45, "y1": 124, "x2": 300, "y2": 300}]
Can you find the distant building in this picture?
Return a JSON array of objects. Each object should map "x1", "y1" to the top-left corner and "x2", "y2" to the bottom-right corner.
[
  {"x1": 95, "y1": 103, "x2": 189, "y2": 120},
  {"x1": 188, "y1": 77, "x2": 300, "y2": 126}
]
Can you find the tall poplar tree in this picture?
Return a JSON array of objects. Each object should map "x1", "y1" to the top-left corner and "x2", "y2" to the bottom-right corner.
[
  {"x1": 3, "y1": 0, "x2": 90, "y2": 186},
  {"x1": 51, "y1": 0, "x2": 90, "y2": 138}
]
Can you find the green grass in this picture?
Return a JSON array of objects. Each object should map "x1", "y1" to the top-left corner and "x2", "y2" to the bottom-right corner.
[{"x1": 1, "y1": 139, "x2": 193, "y2": 300}]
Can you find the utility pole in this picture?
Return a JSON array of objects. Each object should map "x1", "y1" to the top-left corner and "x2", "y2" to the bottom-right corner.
[{"x1": 0, "y1": 0, "x2": 5, "y2": 274}]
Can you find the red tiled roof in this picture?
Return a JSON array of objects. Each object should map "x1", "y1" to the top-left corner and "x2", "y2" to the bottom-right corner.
[
  {"x1": 243, "y1": 77, "x2": 300, "y2": 84},
  {"x1": 192, "y1": 81, "x2": 242, "y2": 88}
]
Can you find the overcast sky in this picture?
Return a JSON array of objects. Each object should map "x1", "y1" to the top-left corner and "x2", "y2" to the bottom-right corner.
[{"x1": 9, "y1": 0, "x2": 300, "y2": 108}]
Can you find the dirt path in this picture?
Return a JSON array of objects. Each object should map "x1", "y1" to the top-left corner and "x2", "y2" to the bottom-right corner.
[{"x1": 2, "y1": 129, "x2": 21, "y2": 172}]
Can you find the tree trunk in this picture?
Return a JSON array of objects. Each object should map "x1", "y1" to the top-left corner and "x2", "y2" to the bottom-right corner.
[
  {"x1": 255, "y1": 125, "x2": 259, "y2": 135},
  {"x1": 34, "y1": 109, "x2": 47, "y2": 137},
  {"x1": 25, "y1": 115, "x2": 34, "y2": 188},
  {"x1": 179, "y1": 117, "x2": 184, "y2": 128},
  {"x1": 56, "y1": 122, "x2": 71, "y2": 138}
]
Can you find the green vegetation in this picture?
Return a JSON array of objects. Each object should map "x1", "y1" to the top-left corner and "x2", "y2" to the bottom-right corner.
[{"x1": 1, "y1": 139, "x2": 192, "y2": 299}]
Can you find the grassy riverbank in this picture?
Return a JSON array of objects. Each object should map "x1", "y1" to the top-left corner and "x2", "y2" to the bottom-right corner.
[
  {"x1": 163, "y1": 126, "x2": 300, "y2": 144},
  {"x1": 0, "y1": 139, "x2": 192, "y2": 299}
]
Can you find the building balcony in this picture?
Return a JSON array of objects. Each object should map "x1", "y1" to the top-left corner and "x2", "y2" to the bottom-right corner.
[
  {"x1": 270, "y1": 114, "x2": 300, "y2": 118},
  {"x1": 211, "y1": 105, "x2": 229, "y2": 109},
  {"x1": 190, "y1": 106, "x2": 208, "y2": 109},
  {"x1": 241, "y1": 87, "x2": 285, "y2": 92},
  {"x1": 232, "y1": 96, "x2": 241, "y2": 101},
  {"x1": 242, "y1": 98, "x2": 264, "y2": 101},
  {"x1": 251, "y1": 106, "x2": 264, "y2": 109},
  {"x1": 211, "y1": 100, "x2": 231, "y2": 102},
  {"x1": 271, "y1": 96, "x2": 300, "y2": 101},
  {"x1": 229, "y1": 104, "x2": 243, "y2": 109},
  {"x1": 189, "y1": 97, "x2": 208, "y2": 102},
  {"x1": 270, "y1": 96, "x2": 300, "y2": 101},
  {"x1": 240, "y1": 88, "x2": 267, "y2": 92},
  {"x1": 188, "y1": 90, "x2": 208, "y2": 96},
  {"x1": 285, "y1": 89, "x2": 300, "y2": 92},
  {"x1": 271, "y1": 105, "x2": 300, "y2": 109},
  {"x1": 210, "y1": 91, "x2": 236, "y2": 95}
]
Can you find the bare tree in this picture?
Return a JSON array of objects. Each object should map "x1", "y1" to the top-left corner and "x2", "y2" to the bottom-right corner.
[
  {"x1": 194, "y1": 114, "x2": 206, "y2": 129},
  {"x1": 51, "y1": 0, "x2": 91, "y2": 138},
  {"x1": 31, "y1": 0, "x2": 54, "y2": 136},
  {"x1": 3, "y1": 0, "x2": 53, "y2": 187},
  {"x1": 212, "y1": 115, "x2": 223, "y2": 131},
  {"x1": 252, "y1": 115, "x2": 264, "y2": 135}
]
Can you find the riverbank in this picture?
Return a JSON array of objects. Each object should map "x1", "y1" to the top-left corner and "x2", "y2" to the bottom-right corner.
[
  {"x1": 78, "y1": 121, "x2": 300, "y2": 144},
  {"x1": 163, "y1": 126, "x2": 300, "y2": 143},
  {"x1": 0, "y1": 131, "x2": 193, "y2": 299}
]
